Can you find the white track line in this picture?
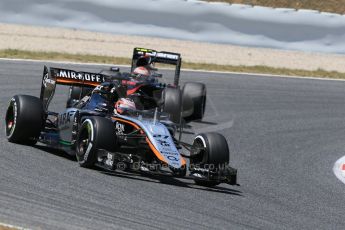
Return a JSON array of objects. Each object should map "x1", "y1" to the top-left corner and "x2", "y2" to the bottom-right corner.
[
  {"x1": 183, "y1": 68, "x2": 345, "y2": 82},
  {"x1": 0, "y1": 222, "x2": 30, "y2": 230},
  {"x1": 1, "y1": 57, "x2": 345, "y2": 82},
  {"x1": 0, "y1": 57, "x2": 126, "y2": 67},
  {"x1": 333, "y1": 155, "x2": 345, "y2": 185}
]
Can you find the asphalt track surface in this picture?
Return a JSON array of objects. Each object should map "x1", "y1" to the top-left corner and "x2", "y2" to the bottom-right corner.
[{"x1": 1, "y1": 59, "x2": 345, "y2": 230}]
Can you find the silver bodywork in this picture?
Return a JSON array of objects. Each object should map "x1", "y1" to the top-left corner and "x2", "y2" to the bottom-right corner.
[
  {"x1": 118, "y1": 114, "x2": 183, "y2": 168},
  {"x1": 57, "y1": 108, "x2": 78, "y2": 143},
  {"x1": 56, "y1": 108, "x2": 184, "y2": 169}
]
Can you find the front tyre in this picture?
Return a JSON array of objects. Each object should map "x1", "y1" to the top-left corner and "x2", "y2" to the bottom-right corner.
[
  {"x1": 76, "y1": 116, "x2": 117, "y2": 168},
  {"x1": 5, "y1": 95, "x2": 44, "y2": 145},
  {"x1": 190, "y1": 132, "x2": 230, "y2": 187}
]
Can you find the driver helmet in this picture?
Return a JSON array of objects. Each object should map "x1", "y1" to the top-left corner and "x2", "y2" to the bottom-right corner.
[
  {"x1": 114, "y1": 98, "x2": 136, "y2": 114},
  {"x1": 133, "y1": 55, "x2": 153, "y2": 76},
  {"x1": 133, "y1": 66, "x2": 150, "y2": 76},
  {"x1": 136, "y1": 54, "x2": 152, "y2": 67}
]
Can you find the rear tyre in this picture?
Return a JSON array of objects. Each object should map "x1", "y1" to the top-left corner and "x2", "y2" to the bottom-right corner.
[
  {"x1": 5, "y1": 95, "x2": 44, "y2": 145},
  {"x1": 190, "y1": 132, "x2": 229, "y2": 187},
  {"x1": 162, "y1": 88, "x2": 182, "y2": 123},
  {"x1": 182, "y1": 82, "x2": 206, "y2": 121},
  {"x1": 76, "y1": 116, "x2": 117, "y2": 168}
]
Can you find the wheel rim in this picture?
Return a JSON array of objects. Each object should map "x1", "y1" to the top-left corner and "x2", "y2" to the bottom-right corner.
[
  {"x1": 5, "y1": 103, "x2": 16, "y2": 137},
  {"x1": 191, "y1": 137, "x2": 206, "y2": 165},
  {"x1": 77, "y1": 123, "x2": 91, "y2": 159}
]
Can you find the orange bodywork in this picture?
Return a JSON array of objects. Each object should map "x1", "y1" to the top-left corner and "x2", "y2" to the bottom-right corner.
[
  {"x1": 56, "y1": 78, "x2": 100, "y2": 87},
  {"x1": 111, "y1": 116, "x2": 167, "y2": 163},
  {"x1": 126, "y1": 85, "x2": 144, "y2": 95}
]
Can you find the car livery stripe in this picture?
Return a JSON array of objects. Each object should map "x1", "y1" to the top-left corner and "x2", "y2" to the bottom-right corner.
[
  {"x1": 56, "y1": 78, "x2": 100, "y2": 87},
  {"x1": 146, "y1": 137, "x2": 168, "y2": 164},
  {"x1": 59, "y1": 140, "x2": 73, "y2": 146},
  {"x1": 180, "y1": 155, "x2": 186, "y2": 166},
  {"x1": 111, "y1": 117, "x2": 141, "y2": 130}
]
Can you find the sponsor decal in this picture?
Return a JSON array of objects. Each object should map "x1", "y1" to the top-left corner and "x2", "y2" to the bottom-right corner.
[
  {"x1": 160, "y1": 150, "x2": 178, "y2": 156},
  {"x1": 115, "y1": 122, "x2": 125, "y2": 135},
  {"x1": 105, "y1": 153, "x2": 114, "y2": 167},
  {"x1": 166, "y1": 155, "x2": 179, "y2": 161},
  {"x1": 153, "y1": 136, "x2": 180, "y2": 165},
  {"x1": 42, "y1": 73, "x2": 55, "y2": 87},
  {"x1": 156, "y1": 52, "x2": 179, "y2": 60},
  {"x1": 54, "y1": 69, "x2": 103, "y2": 83},
  {"x1": 84, "y1": 142, "x2": 93, "y2": 162},
  {"x1": 160, "y1": 147, "x2": 177, "y2": 153},
  {"x1": 58, "y1": 111, "x2": 74, "y2": 126},
  {"x1": 157, "y1": 139, "x2": 170, "y2": 147},
  {"x1": 136, "y1": 48, "x2": 179, "y2": 60}
]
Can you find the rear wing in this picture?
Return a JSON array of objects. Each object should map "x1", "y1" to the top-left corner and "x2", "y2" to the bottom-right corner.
[
  {"x1": 40, "y1": 66, "x2": 106, "y2": 110},
  {"x1": 131, "y1": 47, "x2": 182, "y2": 86}
]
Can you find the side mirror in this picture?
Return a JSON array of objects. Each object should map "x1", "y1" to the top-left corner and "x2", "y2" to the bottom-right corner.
[
  {"x1": 153, "y1": 73, "x2": 163, "y2": 78},
  {"x1": 110, "y1": 67, "x2": 120, "y2": 72}
]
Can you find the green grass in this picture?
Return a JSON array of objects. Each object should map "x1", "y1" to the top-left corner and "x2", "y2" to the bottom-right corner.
[
  {"x1": 1, "y1": 49, "x2": 129, "y2": 65},
  {"x1": 1, "y1": 49, "x2": 345, "y2": 79},
  {"x1": 205, "y1": 0, "x2": 345, "y2": 14}
]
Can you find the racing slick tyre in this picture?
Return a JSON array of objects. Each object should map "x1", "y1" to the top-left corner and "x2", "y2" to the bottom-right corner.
[
  {"x1": 76, "y1": 116, "x2": 117, "y2": 168},
  {"x1": 190, "y1": 132, "x2": 229, "y2": 187},
  {"x1": 162, "y1": 88, "x2": 182, "y2": 124},
  {"x1": 5, "y1": 95, "x2": 44, "y2": 145},
  {"x1": 66, "y1": 86, "x2": 93, "y2": 108},
  {"x1": 182, "y1": 82, "x2": 206, "y2": 121}
]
